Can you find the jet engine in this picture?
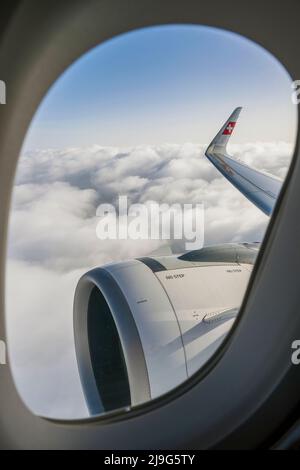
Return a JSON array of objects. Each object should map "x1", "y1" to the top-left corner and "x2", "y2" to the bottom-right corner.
[{"x1": 74, "y1": 243, "x2": 258, "y2": 415}]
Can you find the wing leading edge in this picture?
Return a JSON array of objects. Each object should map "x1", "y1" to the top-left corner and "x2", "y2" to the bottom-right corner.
[{"x1": 205, "y1": 107, "x2": 282, "y2": 216}]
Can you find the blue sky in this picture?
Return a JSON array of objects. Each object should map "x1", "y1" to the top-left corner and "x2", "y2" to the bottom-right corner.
[{"x1": 23, "y1": 24, "x2": 297, "y2": 149}]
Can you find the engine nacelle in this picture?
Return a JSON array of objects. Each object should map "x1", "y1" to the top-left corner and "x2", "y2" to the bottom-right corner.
[{"x1": 74, "y1": 243, "x2": 258, "y2": 414}]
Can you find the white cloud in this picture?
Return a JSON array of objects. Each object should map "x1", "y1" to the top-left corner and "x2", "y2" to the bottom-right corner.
[
  {"x1": 6, "y1": 260, "x2": 88, "y2": 419},
  {"x1": 6, "y1": 141, "x2": 293, "y2": 418}
]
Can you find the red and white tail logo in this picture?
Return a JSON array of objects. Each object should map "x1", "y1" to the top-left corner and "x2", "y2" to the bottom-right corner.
[
  {"x1": 206, "y1": 107, "x2": 242, "y2": 149},
  {"x1": 223, "y1": 121, "x2": 236, "y2": 135}
]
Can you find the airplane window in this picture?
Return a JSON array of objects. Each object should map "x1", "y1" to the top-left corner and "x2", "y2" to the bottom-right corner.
[{"x1": 5, "y1": 25, "x2": 297, "y2": 419}]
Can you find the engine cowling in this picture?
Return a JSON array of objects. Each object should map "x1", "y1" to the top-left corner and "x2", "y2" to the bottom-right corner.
[{"x1": 74, "y1": 243, "x2": 258, "y2": 415}]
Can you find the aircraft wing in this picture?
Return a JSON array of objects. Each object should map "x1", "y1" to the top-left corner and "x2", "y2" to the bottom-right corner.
[{"x1": 205, "y1": 107, "x2": 282, "y2": 216}]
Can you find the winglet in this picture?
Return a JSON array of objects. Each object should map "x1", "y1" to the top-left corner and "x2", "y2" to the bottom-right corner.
[
  {"x1": 206, "y1": 107, "x2": 242, "y2": 152},
  {"x1": 204, "y1": 107, "x2": 282, "y2": 216}
]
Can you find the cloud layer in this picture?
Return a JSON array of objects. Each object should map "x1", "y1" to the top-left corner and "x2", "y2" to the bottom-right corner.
[{"x1": 6, "y1": 141, "x2": 293, "y2": 418}]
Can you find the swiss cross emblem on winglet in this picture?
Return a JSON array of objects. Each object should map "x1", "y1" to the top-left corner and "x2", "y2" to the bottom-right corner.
[{"x1": 223, "y1": 121, "x2": 236, "y2": 135}]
